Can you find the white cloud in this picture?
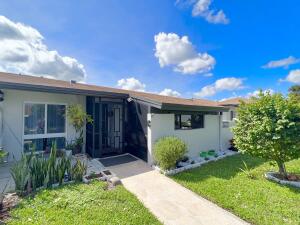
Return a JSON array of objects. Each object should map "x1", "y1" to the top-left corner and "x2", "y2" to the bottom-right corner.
[
  {"x1": 192, "y1": 0, "x2": 229, "y2": 24},
  {"x1": 0, "y1": 16, "x2": 86, "y2": 82},
  {"x1": 194, "y1": 77, "x2": 244, "y2": 98},
  {"x1": 117, "y1": 77, "x2": 146, "y2": 92},
  {"x1": 246, "y1": 89, "x2": 274, "y2": 98},
  {"x1": 281, "y1": 69, "x2": 300, "y2": 84},
  {"x1": 154, "y1": 32, "x2": 215, "y2": 74},
  {"x1": 262, "y1": 56, "x2": 300, "y2": 69},
  {"x1": 159, "y1": 88, "x2": 181, "y2": 97}
]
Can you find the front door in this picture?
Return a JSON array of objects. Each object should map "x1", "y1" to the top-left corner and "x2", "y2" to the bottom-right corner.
[
  {"x1": 86, "y1": 97, "x2": 124, "y2": 158},
  {"x1": 101, "y1": 103, "x2": 123, "y2": 157}
]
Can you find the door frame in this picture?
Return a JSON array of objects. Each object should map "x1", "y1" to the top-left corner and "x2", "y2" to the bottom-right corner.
[{"x1": 86, "y1": 96, "x2": 125, "y2": 158}]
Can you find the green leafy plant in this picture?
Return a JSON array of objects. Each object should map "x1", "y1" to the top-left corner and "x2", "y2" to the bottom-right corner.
[
  {"x1": 0, "y1": 150, "x2": 8, "y2": 163},
  {"x1": 239, "y1": 161, "x2": 256, "y2": 179},
  {"x1": 289, "y1": 85, "x2": 300, "y2": 102},
  {"x1": 11, "y1": 155, "x2": 30, "y2": 196},
  {"x1": 67, "y1": 104, "x2": 93, "y2": 154},
  {"x1": 233, "y1": 91, "x2": 300, "y2": 178},
  {"x1": 71, "y1": 159, "x2": 87, "y2": 182},
  {"x1": 153, "y1": 136, "x2": 187, "y2": 170},
  {"x1": 29, "y1": 156, "x2": 48, "y2": 191},
  {"x1": 56, "y1": 156, "x2": 71, "y2": 185}
]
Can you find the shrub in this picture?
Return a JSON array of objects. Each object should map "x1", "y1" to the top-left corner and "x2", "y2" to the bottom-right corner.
[
  {"x1": 11, "y1": 142, "x2": 74, "y2": 196},
  {"x1": 153, "y1": 136, "x2": 187, "y2": 170},
  {"x1": 71, "y1": 159, "x2": 87, "y2": 182},
  {"x1": 233, "y1": 91, "x2": 300, "y2": 177},
  {"x1": 10, "y1": 155, "x2": 30, "y2": 196}
]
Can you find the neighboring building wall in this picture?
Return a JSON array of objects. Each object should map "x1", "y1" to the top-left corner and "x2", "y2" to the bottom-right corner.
[
  {"x1": 222, "y1": 106, "x2": 237, "y2": 121},
  {"x1": 1, "y1": 89, "x2": 85, "y2": 161},
  {"x1": 148, "y1": 113, "x2": 221, "y2": 163}
]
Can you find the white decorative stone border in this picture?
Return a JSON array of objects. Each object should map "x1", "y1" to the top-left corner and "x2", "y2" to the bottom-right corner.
[
  {"x1": 153, "y1": 150, "x2": 239, "y2": 175},
  {"x1": 265, "y1": 172, "x2": 300, "y2": 188}
]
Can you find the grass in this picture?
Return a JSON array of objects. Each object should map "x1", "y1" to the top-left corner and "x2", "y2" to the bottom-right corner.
[
  {"x1": 8, "y1": 181, "x2": 161, "y2": 225},
  {"x1": 172, "y1": 154, "x2": 300, "y2": 225}
]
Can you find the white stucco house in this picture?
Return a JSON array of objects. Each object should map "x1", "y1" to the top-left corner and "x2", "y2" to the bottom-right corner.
[{"x1": 0, "y1": 72, "x2": 235, "y2": 165}]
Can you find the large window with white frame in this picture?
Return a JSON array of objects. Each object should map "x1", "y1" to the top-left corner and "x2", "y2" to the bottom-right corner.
[{"x1": 23, "y1": 102, "x2": 66, "y2": 152}]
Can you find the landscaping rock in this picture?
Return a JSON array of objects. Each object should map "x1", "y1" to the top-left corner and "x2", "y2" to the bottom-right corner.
[
  {"x1": 265, "y1": 172, "x2": 300, "y2": 188},
  {"x1": 108, "y1": 176, "x2": 122, "y2": 186}
]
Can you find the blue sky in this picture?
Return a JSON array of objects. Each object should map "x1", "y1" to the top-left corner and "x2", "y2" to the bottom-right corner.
[{"x1": 0, "y1": 0, "x2": 300, "y2": 100}]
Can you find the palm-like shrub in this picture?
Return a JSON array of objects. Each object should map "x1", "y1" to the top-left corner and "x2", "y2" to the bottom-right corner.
[
  {"x1": 11, "y1": 155, "x2": 30, "y2": 195},
  {"x1": 153, "y1": 136, "x2": 187, "y2": 170}
]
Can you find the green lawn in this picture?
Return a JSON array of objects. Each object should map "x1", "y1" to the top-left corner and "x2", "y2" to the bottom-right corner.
[
  {"x1": 8, "y1": 181, "x2": 161, "y2": 225},
  {"x1": 172, "y1": 154, "x2": 300, "y2": 225}
]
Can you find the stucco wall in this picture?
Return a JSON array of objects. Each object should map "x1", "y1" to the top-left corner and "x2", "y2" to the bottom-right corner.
[
  {"x1": 148, "y1": 113, "x2": 222, "y2": 163},
  {"x1": 221, "y1": 127, "x2": 233, "y2": 150},
  {"x1": 1, "y1": 89, "x2": 86, "y2": 161}
]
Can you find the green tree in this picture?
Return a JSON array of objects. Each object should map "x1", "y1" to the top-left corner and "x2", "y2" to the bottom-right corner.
[
  {"x1": 232, "y1": 91, "x2": 300, "y2": 177},
  {"x1": 288, "y1": 85, "x2": 300, "y2": 101}
]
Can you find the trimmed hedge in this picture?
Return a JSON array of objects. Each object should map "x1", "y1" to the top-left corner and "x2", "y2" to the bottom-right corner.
[{"x1": 153, "y1": 136, "x2": 187, "y2": 170}]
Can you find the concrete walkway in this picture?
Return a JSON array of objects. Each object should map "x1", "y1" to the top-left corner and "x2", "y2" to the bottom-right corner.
[
  {"x1": 119, "y1": 163, "x2": 249, "y2": 225},
  {"x1": 0, "y1": 162, "x2": 15, "y2": 193}
]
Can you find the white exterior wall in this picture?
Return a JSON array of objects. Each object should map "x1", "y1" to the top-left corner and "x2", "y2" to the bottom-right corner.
[
  {"x1": 221, "y1": 126, "x2": 233, "y2": 150},
  {"x1": 148, "y1": 113, "x2": 222, "y2": 164},
  {"x1": 221, "y1": 106, "x2": 237, "y2": 149},
  {"x1": 1, "y1": 89, "x2": 86, "y2": 161}
]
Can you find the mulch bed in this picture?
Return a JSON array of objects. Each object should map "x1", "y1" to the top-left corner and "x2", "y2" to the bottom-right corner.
[
  {"x1": 0, "y1": 193, "x2": 20, "y2": 223},
  {"x1": 272, "y1": 173, "x2": 300, "y2": 182}
]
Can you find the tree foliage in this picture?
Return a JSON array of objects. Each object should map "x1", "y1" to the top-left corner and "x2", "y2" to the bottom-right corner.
[
  {"x1": 232, "y1": 91, "x2": 300, "y2": 176},
  {"x1": 288, "y1": 85, "x2": 300, "y2": 101}
]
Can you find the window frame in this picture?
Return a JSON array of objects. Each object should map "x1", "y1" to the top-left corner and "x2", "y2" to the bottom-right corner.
[
  {"x1": 230, "y1": 110, "x2": 236, "y2": 121},
  {"x1": 22, "y1": 101, "x2": 68, "y2": 152},
  {"x1": 174, "y1": 114, "x2": 205, "y2": 130}
]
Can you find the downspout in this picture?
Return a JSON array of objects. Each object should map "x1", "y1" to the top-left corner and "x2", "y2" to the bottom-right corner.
[
  {"x1": 0, "y1": 90, "x2": 4, "y2": 151},
  {"x1": 218, "y1": 112, "x2": 222, "y2": 151}
]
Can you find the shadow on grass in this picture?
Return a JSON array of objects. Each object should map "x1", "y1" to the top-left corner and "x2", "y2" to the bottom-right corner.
[{"x1": 172, "y1": 154, "x2": 266, "y2": 182}]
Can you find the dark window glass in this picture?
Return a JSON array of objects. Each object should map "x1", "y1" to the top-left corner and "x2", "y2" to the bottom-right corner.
[
  {"x1": 191, "y1": 114, "x2": 204, "y2": 129},
  {"x1": 181, "y1": 115, "x2": 192, "y2": 129},
  {"x1": 24, "y1": 104, "x2": 45, "y2": 135},
  {"x1": 175, "y1": 114, "x2": 181, "y2": 129},
  {"x1": 24, "y1": 137, "x2": 65, "y2": 152},
  {"x1": 175, "y1": 114, "x2": 204, "y2": 130},
  {"x1": 47, "y1": 105, "x2": 66, "y2": 133}
]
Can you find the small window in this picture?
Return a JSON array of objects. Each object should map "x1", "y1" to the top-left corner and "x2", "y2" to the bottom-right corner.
[
  {"x1": 175, "y1": 114, "x2": 204, "y2": 130},
  {"x1": 24, "y1": 137, "x2": 66, "y2": 153},
  {"x1": 24, "y1": 103, "x2": 45, "y2": 135},
  {"x1": 191, "y1": 114, "x2": 204, "y2": 129},
  {"x1": 181, "y1": 115, "x2": 192, "y2": 129},
  {"x1": 230, "y1": 111, "x2": 236, "y2": 121},
  {"x1": 47, "y1": 104, "x2": 66, "y2": 133},
  {"x1": 23, "y1": 103, "x2": 67, "y2": 152}
]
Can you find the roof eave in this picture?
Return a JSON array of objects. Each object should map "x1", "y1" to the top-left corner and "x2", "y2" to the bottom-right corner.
[
  {"x1": 0, "y1": 81, "x2": 129, "y2": 98},
  {"x1": 130, "y1": 95, "x2": 163, "y2": 109},
  {"x1": 161, "y1": 103, "x2": 229, "y2": 112}
]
